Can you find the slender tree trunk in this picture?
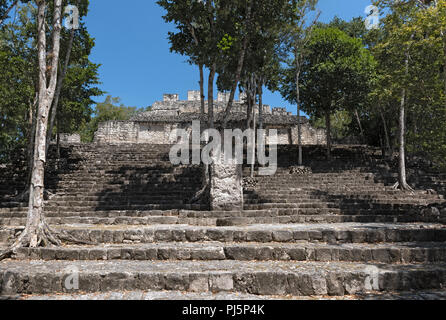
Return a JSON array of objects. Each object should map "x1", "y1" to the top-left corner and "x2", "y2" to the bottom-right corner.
[
  {"x1": 443, "y1": 32, "x2": 446, "y2": 108},
  {"x1": 295, "y1": 63, "x2": 303, "y2": 166},
  {"x1": 199, "y1": 63, "x2": 205, "y2": 116},
  {"x1": 396, "y1": 51, "x2": 412, "y2": 190},
  {"x1": 258, "y1": 77, "x2": 263, "y2": 130},
  {"x1": 223, "y1": 1, "x2": 252, "y2": 128},
  {"x1": 250, "y1": 75, "x2": 257, "y2": 178},
  {"x1": 13, "y1": 0, "x2": 63, "y2": 252},
  {"x1": 56, "y1": 114, "x2": 60, "y2": 158},
  {"x1": 325, "y1": 110, "x2": 332, "y2": 160},
  {"x1": 379, "y1": 105, "x2": 391, "y2": 158},
  {"x1": 398, "y1": 86, "x2": 409, "y2": 188},
  {"x1": 187, "y1": 23, "x2": 205, "y2": 119},
  {"x1": 354, "y1": 108, "x2": 365, "y2": 143},
  {"x1": 208, "y1": 63, "x2": 216, "y2": 129},
  {"x1": 0, "y1": 0, "x2": 18, "y2": 25},
  {"x1": 25, "y1": 93, "x2": 38, "y2": 189},
  {"x1": 46, "y1": 27, "x2": 75, "y2": 156},
  {"x1": 246, "y1": 80, "x2": 253, "y2": 129}
]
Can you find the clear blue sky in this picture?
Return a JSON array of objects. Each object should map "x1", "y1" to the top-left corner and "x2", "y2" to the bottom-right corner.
[{"x1": 84, "y1": 0, "x2": 374, "y2": 114}]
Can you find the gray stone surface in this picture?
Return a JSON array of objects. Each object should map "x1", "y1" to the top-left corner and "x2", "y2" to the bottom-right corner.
[
  {"x1": 10, "y1": 289, "x2": 446, "y2": 300},
  {"x1": 93, "y1": 91, "x2": 326, "y2": 145},
  {"x1": 210, "y1": 153, "x2": 243, "y2": 211},
  {"x1": 1, "y1": 260, "x2": 446, "y2": 296}
]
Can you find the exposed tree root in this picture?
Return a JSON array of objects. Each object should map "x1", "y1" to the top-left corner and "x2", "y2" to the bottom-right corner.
[
  {"x1": 189, "y1": 183, "x2": 210, "y2": 204},
  {"x1": 189, "y1": 165, "x2": 210, "y2": 205},
  {"x1": 11, "y1": 190, "x2": 30, "y2": 202},
  {"x1": 392, "y1": 181, "x2": 415, "y2": 192},
  {"x1": 0, "y1": 221, "x2": 95, "y2": 261}
]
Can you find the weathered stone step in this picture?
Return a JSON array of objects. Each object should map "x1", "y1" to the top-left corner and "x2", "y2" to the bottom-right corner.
[
  {"x1": 1, "y1": 214, "x2": 439, "y2": 227},
  {"x1": 45, "y1": 200, "x2": 189, "y2": 207},
  {"x1": 6, "y1": 241, "x2": 446, "y2": 264},
  {"x1": 2, "y1": 222, "x2": 445, "y2": 245},
  {"x1": 16, "y1": 290, "x2": 282, "y2": 300},
  {"x1": 243, "y1": 199, "x2": 433, "y2": 208},
  {"x1": 243, "y1": 205, "x2": 412, "y2": 215},
  {"x1": 15, "y1": 289, "x2": 446, "y2": 300},
  {"x1": 1, "y1": 260, "x2": 445, "y2": 296},
  {"x1": 243, "y1": 189, "x2": 436, "y2": 197},
  {"x1": 43, "y1": 204, "x2": 206, "y2": 212}
]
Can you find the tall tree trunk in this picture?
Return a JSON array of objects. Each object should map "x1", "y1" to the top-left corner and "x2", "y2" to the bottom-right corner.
[
  {"x1": 46, "y1": 27, "x2": 75, "y2": 156},
  {"x1": 354, "y1": 108, "x2": 365, "y2": 143},
  {"x1": 246, "y1": 80, "x2": 253, "y2": 129},
  {"x1": 187, "y1": 23, "x2": 205, "y2": 119},
  {"x1": 258, "y1": 77, "x2": 263, "y2": 130},
  {"x1": 199, "y1": 63, "x2": 205, "y2": 116},
  {"x1": 443, "y1": 31, "x2": 446, "y2": 108},
  {"x1": 295, "y1": 62, "x2": 303, "y2": 166},
  {"x1": 325, "y1": 110, "x2": 332, "y2": 160},
  {"x1": 208, "y1": 63, "x2": 216, "y2": 129},
  {"x1": 379, "y1": 105, "x2": 391, "y2": 158},
  {"x1": 25, "y1": 93, "x2": 39, "y2": 190},
  {"x1": 250, "y1": 75, "x2": 257, "y2": 178},
  {"x1": 223, "y1": 1, "x2": 252, "y2": 128},
  {"x1": 18, "y1": 0, "x2": 62, "y2": 250},
  {"x1": 395, "y1": 51, "x2": 412, "y2": 191},
  {"x1": 0, "y1": 0, "x2": 18, "y2": 25}
]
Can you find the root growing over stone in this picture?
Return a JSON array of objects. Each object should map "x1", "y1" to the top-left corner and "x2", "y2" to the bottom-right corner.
[{"x1": 0, "y1": 220, "x2": 94, "y2": 261}]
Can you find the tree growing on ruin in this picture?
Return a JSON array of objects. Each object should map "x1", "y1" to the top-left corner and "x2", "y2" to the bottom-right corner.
[
  {"x1": 280, "y1": 27, "x2": 375, "y2": 159},
  {"x1": 373, "y1": 0, "x2": 446, "y2": 182},
  {"x1": 0, "y1": 0, "x2": 82, "y2": 260},
  {"x1": 281, "y1": 0, "x2": 319, "y2": 166},
  {"x1": 157, "y1": 0, "x2": 210, "y2": 125}
]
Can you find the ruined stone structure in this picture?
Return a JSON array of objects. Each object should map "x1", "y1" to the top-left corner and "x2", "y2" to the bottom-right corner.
[
  {"x1": 2, "y1": 93, "x2": 446, "y2": 299},
  {"x1": 93, "y1": 91, "x2": 326, "y2": 145},
  {"x1": 1, "y1": 144, "x2": 446, "y2": 299},
  {"x1": 59, "y1": 133, "x2": 81, "y2": 144}
]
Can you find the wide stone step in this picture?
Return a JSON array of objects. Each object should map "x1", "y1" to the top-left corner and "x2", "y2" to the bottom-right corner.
[
  {"x1": 43, "y1": 204, "x2": 205, "y2": 212},
  {"x1": 0, "y1": 214, "x2": 439, "y2": 227},
  {"x1": 2, "y1": 222, "x2": 445, "y2": 245},
  {"x1": 15, "y1": 289, "x2": 446, "y2": 300},
  {"x1": 7, "y1": 242, "x2": 446, "y2": 264},
  {"x1": 1, "y1": 260, "x2": 445, "y2": 296},
  {"x1": 16, "y1": 290, "x2": 284, "y2": 300},
  {"x1": 243, "y1": 205, "x2": 413, "y2": 215}
]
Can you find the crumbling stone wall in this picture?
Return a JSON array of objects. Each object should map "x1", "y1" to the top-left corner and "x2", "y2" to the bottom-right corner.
[
  {"x1": 94, "y1": 121, "x2": 139, "y2": 144},
  {"x1": 291, "y1": 125, "x2": 327, "y2": 145},
  {"x1": 93, "y1": 92, "x2": 328, "y2": 146},
  {"x1": 138, "y1": 123, "x2": 178, "y2": 144},
  {"x1": 59, "y1": 133, "x2": 81, "y2": 144}
]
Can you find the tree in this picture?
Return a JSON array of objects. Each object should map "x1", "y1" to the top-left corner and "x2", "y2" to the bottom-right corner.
[
  {"x1": 79, "y1": 96, "x2": 142, "y2": 142},
  {"x1": 281, "y1": 0, "x2": 319, "y2": 165},
  {"x1": 158, "y1": 0, "x2": 209, "y2": 124},
  {"x1": 0, "y1": 0, "x2": 63, "y2": 259},
  {"x1": 374, "y1": 0, "x2": 446, "y2": 187},
  {"x1": 0, "y1": 0, "x2": 97, "y2": 260},
  {"x1": 0, "y1": 2, "x2": 36, "y2": 164},
  {"x1": 0, "y1": 0, "x2": 102, "y2": 189},
  {"x1": 280, "y1": 27, "x2": 376, "y2": 159},
  {"x1": 0, "y1": 0, "x2": 19, "y2": 25},
  {"x1": 46, "y1": 0, "x2": 103, "y2": 154}
]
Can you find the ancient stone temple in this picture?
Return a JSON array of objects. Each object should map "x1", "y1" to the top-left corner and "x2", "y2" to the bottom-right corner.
[
  {"x1": 93, "y1": 90, "x2": 326, "y2": 145},
  {"x1": 1, "y1": 91, "x2": 446, "y2": 300}
]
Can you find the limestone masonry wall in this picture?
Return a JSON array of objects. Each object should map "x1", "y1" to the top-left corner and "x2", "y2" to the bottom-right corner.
[
  {"x1": 94, "y1": 121, "x2": 139, "y2": 144},
  {"x1": 93, "y1": 91, "x2": 327, "y2": 146},
  {"x1": 59, "y1": 133, "x2": 81, "y2": 144}
]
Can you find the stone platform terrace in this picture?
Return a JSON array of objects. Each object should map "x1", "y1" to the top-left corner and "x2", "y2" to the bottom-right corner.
[{"x1": 0, "y1": 144, "x2": 445, "y2": 299}]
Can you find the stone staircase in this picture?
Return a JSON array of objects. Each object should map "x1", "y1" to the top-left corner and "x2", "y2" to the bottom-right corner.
[{"x1": 1, "y1": 144, "x2": 446, "y2": 299}]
